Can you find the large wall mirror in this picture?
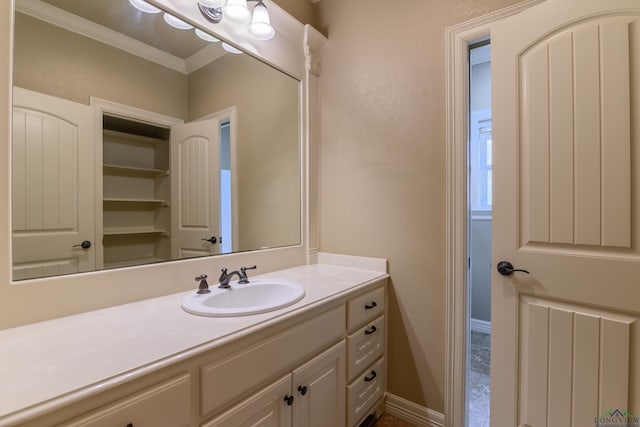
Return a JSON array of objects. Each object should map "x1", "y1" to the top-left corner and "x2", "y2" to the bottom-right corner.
[{"x1": 11, "y1": 0, "x2": 301, "y2": 280}]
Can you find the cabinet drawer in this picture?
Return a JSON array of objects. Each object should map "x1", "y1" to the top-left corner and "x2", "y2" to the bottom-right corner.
[
  {"x1": 346, "y1": 315, "x2": 385, "y2": 381},
  {"x1": 346, "y1": 358, "x2": 385, "y2": 427},
  {"x1": 347, "y1": 286, "x2": 384, "y2": 331},
  {"x1": 200, "y1": 305, "x2": 346, "y2": 417},
  {"x1": 59, "y1": 374, "x2": 190, "y2": 427}
]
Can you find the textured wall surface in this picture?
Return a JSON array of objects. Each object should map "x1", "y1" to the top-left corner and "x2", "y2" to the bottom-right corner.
[{"x1": 315, "y1": 0, "x2": 525, "y2": 412}]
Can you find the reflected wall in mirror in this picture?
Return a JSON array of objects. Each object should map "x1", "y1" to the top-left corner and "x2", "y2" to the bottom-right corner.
[{"x1": 12, "y1": 0, "x2": 301, "y2": 280}]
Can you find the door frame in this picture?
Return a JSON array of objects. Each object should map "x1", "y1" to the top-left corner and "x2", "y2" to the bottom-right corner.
[
  {"x1": 193, "y1": 106, "x2": 239, "y2": 253},
  {"x1": 443, "y1": 1, "x2": 544, "y2": 426}
]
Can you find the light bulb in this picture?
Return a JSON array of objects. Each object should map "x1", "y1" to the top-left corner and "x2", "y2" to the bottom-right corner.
[
  {"x1": 195, "y1": 28, "x2": 220, "y2": 42},
  {"x1": 163, "y1": 13, "x2": 193, "y2": 30},
  {"x1": 129, "y1": 0, "x2": 162, "y2": 14},
  {"x1": 249, "y1": 2, "x2": 274, "y2": 40},
  {"x1": 198, "y1": 0, "x2": 226, "y2": 8},
  {"x1": 224, "y1": 0, "x2": 251, "y2": 24},
  {"x1": 222, "y1": 42, "x2": 243, "y2": 54}
]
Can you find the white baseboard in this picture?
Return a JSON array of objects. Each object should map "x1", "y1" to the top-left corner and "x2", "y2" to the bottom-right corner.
[
  {"x1": 385, "y1": 393, "x2": 445, "y2": 427},
  {"x1": 470, "y1": 318, "x2": 491, "y2": 335}
]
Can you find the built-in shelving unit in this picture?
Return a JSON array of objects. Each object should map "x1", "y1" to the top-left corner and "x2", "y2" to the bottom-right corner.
[{"x1": 102, "y1": 115, "x2": 171, "y2": 269}]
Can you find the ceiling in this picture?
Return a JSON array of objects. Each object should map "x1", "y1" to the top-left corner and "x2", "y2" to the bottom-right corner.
[{"x1": 41, "y1": 0, "x2": 212, "y2": 59}]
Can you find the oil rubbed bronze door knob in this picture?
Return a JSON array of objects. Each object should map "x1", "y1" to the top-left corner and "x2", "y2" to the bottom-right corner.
[{"x1": 497, "y1": 261, "x2": 529, "y2": 276}]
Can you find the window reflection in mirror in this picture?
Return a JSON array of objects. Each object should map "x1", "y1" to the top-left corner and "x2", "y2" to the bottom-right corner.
[{"x1": 11, "y1": 0, "x2": 301, "y2": 280}]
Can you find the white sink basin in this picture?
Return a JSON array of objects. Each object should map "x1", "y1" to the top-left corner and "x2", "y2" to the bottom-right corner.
[{"x1": 181, "y1": 279, "x2": 305, "y2": 317}]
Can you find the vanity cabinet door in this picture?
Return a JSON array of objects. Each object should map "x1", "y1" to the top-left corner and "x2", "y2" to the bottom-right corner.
[
  {"x1": 201, "y1": 375, "x2": 292, "y2": 427},
  {"x1": 58, "y1": 374, "x2": 190, "y2": 427},
  {"x1": 292, "y1": 341, "x2": 346, "y2": 427}
]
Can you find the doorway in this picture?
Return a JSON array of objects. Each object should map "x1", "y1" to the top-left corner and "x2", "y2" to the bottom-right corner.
[{"x1": 467, "y1": 41, "x2": 491, "y2": 427}]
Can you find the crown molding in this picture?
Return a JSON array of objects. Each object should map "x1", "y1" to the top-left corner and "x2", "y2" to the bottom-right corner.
[
  {"x1": 15, "y1": 0, "x2": 232, "y2": 76},
  {"x1": 15, "y1": 0, "x2": 188, "y2": 74}
]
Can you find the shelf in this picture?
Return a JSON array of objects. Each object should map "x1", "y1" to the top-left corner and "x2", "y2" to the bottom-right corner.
[
  {"x1": 103, "y1": 228, "x2": 170, "y2": 237},
  {"x1": 103, "y1": 198, "x2": 169, "y2": 206},
  {"x1": 104, "y1": 258, "x2": 167, "y2": 269},
  {"x1": 103, "y1": 129, "x2": 166, "y2": 145},
  {"x1": 103, "y1": 164, "x2": 169, "y2": 177}
]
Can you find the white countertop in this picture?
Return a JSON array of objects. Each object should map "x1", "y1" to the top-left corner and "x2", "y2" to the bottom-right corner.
[{"x1": 0, "y1": 262, "x2": 387, "y2": 426}]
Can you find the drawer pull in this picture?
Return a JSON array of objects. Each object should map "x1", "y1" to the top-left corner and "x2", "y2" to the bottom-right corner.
[
  {"x1": 364, "y1": 301, "x2": 378, "y2": 310},
  {"x1": 298, "y1": 385, "x2": 308, "y2": 395},
  {"x1": 126, "y1": 424, "x2": 133, "y2": 427},
  {"x1": 364, "y1": 370, "x2": 377, "y2": 382},
  {"x1": 364, "y1": 325, "x2": 377, "y2": 335},
  {"x1": 284, "y1": 395, "x2": 294, "y2": 405}
]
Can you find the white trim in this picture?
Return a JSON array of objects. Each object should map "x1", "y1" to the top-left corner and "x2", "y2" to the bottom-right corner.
[
  {"x1": 316, "y1": 252, "x2": 388, "y2": 273},
  {"x1": 15, "y1": 0, "x2": 188, "y2": 74},
  {"x1": 385, "y1": 393, "x2": 444, "y2": 427},
  {"x1": 470, "y1": 318, "x2": 492, "y2": 335},
  {"x1": 444, "y1": 2, "x2": 544, "y2": 427}
]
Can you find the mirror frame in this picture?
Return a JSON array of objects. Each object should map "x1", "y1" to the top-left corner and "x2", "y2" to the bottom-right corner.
[{"x1": 0, "y1": 0, "x2": 326, "y2": 330}]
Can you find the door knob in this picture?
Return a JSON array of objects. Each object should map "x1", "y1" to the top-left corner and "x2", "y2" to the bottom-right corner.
[
  {"x1": 201, "y1": 236, "x2": 217, "y2": 244},
  {"x1": 72, "y1": 240, "x2": 92, "y2": 249},
  {"x1": 497, "y1": 261, "x2": 529, "y2": 276}
]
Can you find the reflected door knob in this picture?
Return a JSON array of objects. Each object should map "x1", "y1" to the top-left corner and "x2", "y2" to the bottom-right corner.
[
  {"x1": 201, "y1": 236, "x2": 217, "y2": 244},
  {"x1": 497, "y1": 261, "x2": 529, "y2": 276},
  {"x1": 72, "y1": 240, "x2": 92, "y2": 249}
]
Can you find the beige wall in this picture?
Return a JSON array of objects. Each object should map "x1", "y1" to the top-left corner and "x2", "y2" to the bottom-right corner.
[
  {"x1": 315, "y1": 0, "x2": 525, "y2": 413},
  {"x1": 188, "y1": 53, "x2": 301, "y2": 252},
  {"x1": 13, "y1": 13, "x2": 188, "y2": 120}
]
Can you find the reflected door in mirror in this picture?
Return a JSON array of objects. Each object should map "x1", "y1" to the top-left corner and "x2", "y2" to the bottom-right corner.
[
  {"x1": 12, "y1": 87, "x2": 95, "y2": 279},
  {"x1": 171, "y1": 118, "x2": 221, "y2": 259}
]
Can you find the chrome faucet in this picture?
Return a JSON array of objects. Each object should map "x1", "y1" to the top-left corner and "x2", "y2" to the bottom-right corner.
[{"x1": 218, "y1": 265, "x2": 257, "y2": 288}]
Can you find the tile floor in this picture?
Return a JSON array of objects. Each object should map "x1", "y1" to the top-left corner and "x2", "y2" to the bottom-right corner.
[{"x1": 468, "y1": 330, "x2": 491, "y2": 427}]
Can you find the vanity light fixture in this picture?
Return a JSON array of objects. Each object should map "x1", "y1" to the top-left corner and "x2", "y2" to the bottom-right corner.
[
  {"x1": 163, "y1": 13, "x2": 194, "y2": 30},
  {"x1": 129, "y1": 0, "x2": 162, "y2": 14},
  {"x1": 128, "y1": 0, "x2": 272, "y2": 49},
  {"x1": 197, "y1": 0, "x2": 275, "y2": 41}
]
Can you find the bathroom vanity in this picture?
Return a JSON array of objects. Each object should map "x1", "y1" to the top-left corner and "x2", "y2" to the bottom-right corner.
[{"x1": 0, "y1": 262, "x2": 388, "y2": 427}]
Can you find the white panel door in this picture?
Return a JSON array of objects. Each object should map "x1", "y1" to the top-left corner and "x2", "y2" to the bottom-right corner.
[
  {"x1": 492, "y1": 0, "x2": 640, "y2": 426},
  {"x1": 12, "y1": 87, "x2": 95, "y2": 279},
  {"x1": 170, "y1": 119, "x2": 220, "y2": 259}
]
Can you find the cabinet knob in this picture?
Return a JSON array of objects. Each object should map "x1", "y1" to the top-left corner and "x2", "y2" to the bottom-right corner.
[
  {"x1": 364, "y1": 301, "x2": 377, "y2": 310},
  {"x1": 297, "y1": 385, "x2": 308, "y2": 396},
  {"x1": 126, "y1": 424, "x2": 133, "y2": 427},
  {"x1": 284, "y1": 395, "x2": 294, "y2": 405}
]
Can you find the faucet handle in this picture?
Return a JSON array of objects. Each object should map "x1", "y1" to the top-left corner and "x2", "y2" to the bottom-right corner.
[
  {"x1": 195, "y1": 274, "x2": 210, "y2": 294},
  {"x1": 239, "y1": 265, "x2": 257, "y2": 284}
]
